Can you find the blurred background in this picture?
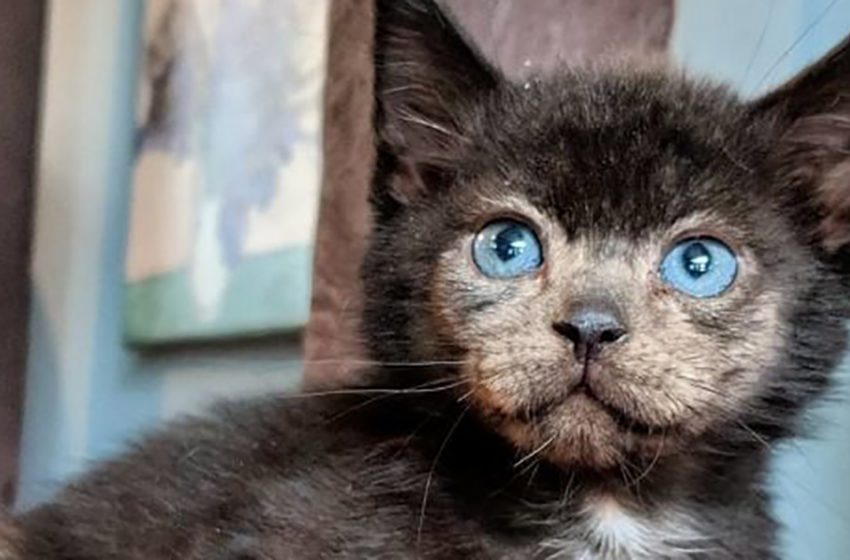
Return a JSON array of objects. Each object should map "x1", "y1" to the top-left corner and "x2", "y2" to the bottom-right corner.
[{"x1": 1, "y1": 1, "x2": 850, "y2": 558}]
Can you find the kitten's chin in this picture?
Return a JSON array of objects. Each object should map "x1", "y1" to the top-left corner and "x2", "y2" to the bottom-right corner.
[{"x1": 498, "y1": 393, "x2": 670, "y2": 471}]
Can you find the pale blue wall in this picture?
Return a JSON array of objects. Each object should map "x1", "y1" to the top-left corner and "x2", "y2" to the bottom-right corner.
[
  {"x1": 673, "y1": 1, "x2": 850, "y2": 558},
  {"x1": 18, "y1": 0, "x2": 302, "y2": 509}
]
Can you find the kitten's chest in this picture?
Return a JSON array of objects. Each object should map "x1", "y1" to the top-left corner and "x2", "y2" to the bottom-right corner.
[{"x1": 535, "y1": 496, "x2": 711, "y2": 560}]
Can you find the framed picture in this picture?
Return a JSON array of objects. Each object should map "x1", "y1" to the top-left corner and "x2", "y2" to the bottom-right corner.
[{"x1": 124, "y1": 0, "x2": 328, "y2": 344}]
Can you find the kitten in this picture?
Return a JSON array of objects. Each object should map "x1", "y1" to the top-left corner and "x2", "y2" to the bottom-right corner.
[
  {"x1": 0, "y1": 510, "x2": 19, "y2": 560},
  {"x1": 12, "y1": 0, "x2": 850, "y2": 558}
]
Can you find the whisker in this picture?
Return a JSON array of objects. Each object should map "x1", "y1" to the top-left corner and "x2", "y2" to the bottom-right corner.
[
  {"x1": 627, "y1": 431, "x2": 667, "y2": 489},
  {"x1": 314, "y1": 380, "x2": 468, "y2": 424},
  {"x1": 289, "y1": 379, "x2": 467, "y2": 401},
  {"x1": 417, "y1": 406, "x2": 470, "y2": 549},
  {"x1": 514, "y1": 435, "x2": 557, "y2": 469},
  {"x1": 301, "y1": 358, "x2": 471, "y2": 368},
  {"x1": 741, "y1": 0, "x2": 775, "y2": 88},
  {"x1": 751, "y1": 0, "x2": 840, "y2": 94}
]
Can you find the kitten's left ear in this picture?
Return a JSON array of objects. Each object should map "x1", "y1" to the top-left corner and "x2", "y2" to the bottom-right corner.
[
  {"x1": 372, "y1": 0, "x2": 501, "y2": 215},
  {"x1": 752, "y1": 35, "x2": 850, "y2": 252}
]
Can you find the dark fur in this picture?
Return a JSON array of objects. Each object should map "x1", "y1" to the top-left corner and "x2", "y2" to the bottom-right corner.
[
  {"x1": 0, "y1": 509, "x2": 19, "y2": 559},
  {"x1": 12, "y1": 1, "x2": 850, "y2": 558}
]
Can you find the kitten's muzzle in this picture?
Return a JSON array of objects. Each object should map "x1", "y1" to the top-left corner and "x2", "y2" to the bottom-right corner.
[{"x1": 553, "y1": 302, "x2": 627, "y2": 362}]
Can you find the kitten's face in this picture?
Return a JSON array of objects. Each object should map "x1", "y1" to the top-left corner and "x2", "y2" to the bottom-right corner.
[
  {"x1": 432, "y1": 199, "x2": 798, "y2": 467},
  {"x1": 364, "y1": 0, "x2": 850, "y2": 469}
]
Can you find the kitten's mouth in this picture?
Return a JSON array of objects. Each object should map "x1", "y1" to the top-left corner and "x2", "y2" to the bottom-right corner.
[
  {"x1": 472, "y1": 376, "x2": 678, "y2": 469},
  {"x1": 507, "y1": 382, "x2": 660, "y2": 436},
  {"x1": 569, "y1": 387, "x2": 656, "y2": 436}
]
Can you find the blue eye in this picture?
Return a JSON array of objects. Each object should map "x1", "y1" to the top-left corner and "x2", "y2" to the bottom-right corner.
[
  {"x1": 473, "y1": 220, "x2": 543, "y2": 278},
  {"x1": 659, "y1": 237, "x2": 738, "y2": 298}
]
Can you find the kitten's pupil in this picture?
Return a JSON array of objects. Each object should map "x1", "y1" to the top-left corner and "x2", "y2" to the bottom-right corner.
[
  {"x1": 683, "y1": 242, "x2": 712, "y2": 278},
  {"x1": 492, "y1": 226, "x2": 527, "y2": 262}
]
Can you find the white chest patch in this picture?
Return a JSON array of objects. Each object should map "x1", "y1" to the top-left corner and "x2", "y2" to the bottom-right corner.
[{"x1": 541, "y1": 496, "x2": 715, "y2": 559}]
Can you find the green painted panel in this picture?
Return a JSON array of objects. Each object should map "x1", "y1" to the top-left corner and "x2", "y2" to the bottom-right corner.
[{"x1": 124, "y1": 247, "x2": 312, "y2": 345}]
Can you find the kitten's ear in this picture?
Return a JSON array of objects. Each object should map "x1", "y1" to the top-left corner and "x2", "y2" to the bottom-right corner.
[
  {"x1": 372, "y1": 0, "x2": 500, "y2": 215},
  {"x1": 751, "y1": 35, "x2": 850, "y2": 252}
]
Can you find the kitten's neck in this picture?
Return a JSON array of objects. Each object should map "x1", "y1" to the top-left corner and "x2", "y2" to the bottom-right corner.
[{"x1": 345, "y1": 366, "x2": 776, "y2": 555}]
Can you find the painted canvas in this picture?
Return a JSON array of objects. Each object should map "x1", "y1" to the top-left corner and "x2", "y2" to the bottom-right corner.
[{"x1": 124, "y1": 0, "x2": 328, "y2": 344}]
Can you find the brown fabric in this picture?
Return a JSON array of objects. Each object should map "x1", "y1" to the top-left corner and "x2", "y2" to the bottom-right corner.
[
  {"x1": 452, "y1": 0, "x2": 674, "y2": 75},
  {"x1": 303, "y1": 0, "x2": 376, "y2": 388},
  {"x1": 304, "y1": 0, "x2": 674, "y2": 387},
  {"x1": 0, "y1": 1, "x2": 45, "y2": 505}
]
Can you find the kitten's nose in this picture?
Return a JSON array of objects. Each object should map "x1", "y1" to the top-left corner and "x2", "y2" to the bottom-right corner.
[{"x1": 553, "y1": 304, "x2": 627, "y2": 361}]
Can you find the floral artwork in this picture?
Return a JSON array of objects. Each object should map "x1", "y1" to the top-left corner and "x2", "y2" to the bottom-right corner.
[{"x1": 124, "y1": 0, "x2": 328, "y2": 344}]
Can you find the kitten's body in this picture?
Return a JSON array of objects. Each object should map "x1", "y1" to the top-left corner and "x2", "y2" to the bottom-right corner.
[
  {"x1": 0, "y1": 510, "x2": 19, "y2": 560},
  {"x1": 11, "y1": 1, "x2": 850, "y2": 558},
  {"x1": 14, "y1": 388, "x2": 775, "y2": 559}
]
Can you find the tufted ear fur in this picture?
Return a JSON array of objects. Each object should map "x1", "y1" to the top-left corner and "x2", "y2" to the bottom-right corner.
[
  {"x1": 752, "y1": 34, "x2": 850, "y2": 253},
  {"x1": 372, "y1": 0, "x2": 500, "y2": 217}
]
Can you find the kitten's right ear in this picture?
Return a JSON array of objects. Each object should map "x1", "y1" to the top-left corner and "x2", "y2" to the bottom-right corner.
[
  {"x1": 751, "y1": 34, "x2": 850, "y2": 253},
  {"x1": 372, "y1": 0, "x2": 500, "y2": 216}
]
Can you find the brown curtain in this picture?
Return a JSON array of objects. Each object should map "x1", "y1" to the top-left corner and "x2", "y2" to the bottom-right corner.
[
  {"x1": 304, "y1": 0, "x2": 674, "y2": 388},
  {"x1": 0, "y1": 1, "x2": 46, "y2": 505}
]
